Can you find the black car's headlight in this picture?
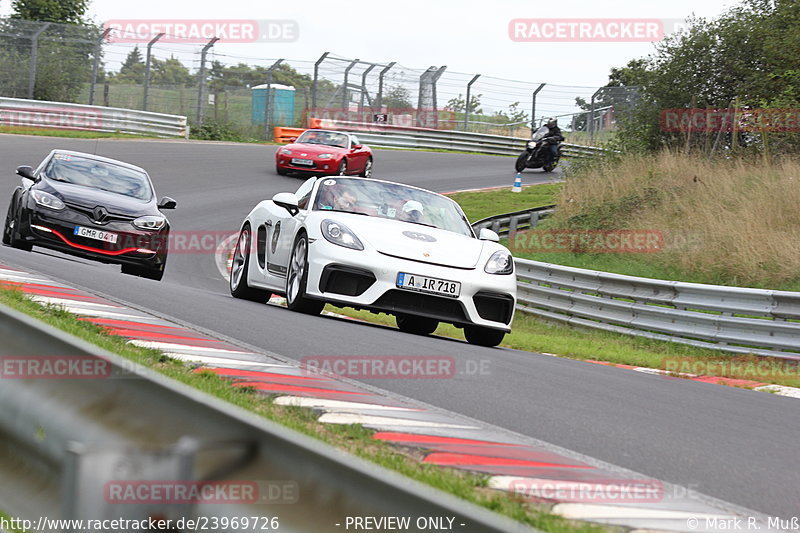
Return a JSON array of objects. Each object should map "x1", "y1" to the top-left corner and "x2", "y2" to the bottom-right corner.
[
  {"x1": 133, "y1": 215, "x2": 167, "y2": 231},
  {"x1": 485, "y1": 250, "x2": 513, "y2": 275},
  {"x1": 321, "y1": 219, "x2": 363, "y2": 250},
  {"x1": 30, "y1": 190, "x2": 65, "y2": 210}
]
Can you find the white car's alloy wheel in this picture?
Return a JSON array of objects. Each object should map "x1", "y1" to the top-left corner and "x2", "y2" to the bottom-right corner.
[{"x1": 286, "y1": 234, "x2": 324, "y2": 315}]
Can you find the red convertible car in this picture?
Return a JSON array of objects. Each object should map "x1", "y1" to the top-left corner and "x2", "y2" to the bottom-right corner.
[{"x1": 275, "y1": 129, "x2": 373, "y2": 178}]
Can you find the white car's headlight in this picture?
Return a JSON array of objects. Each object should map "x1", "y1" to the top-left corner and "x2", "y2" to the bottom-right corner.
[
  {"x1": 317, "y1": 153, "x2": 334, "y2": 160},
  {"x1": 31, "y1": 190, "x2": 65, "y2": 210},
  {"x1": 485, "y1": 250, "x2": 513, "y2": 274},
  {"x1": 321, "y1": 219, "x2": 363, "y2": 250},
  {"x1": 280, "y1": 148, "x2": 292, "y2": 155},
  {"x1": 133, "y1": 215, "x2": 167, "y2": 231}
]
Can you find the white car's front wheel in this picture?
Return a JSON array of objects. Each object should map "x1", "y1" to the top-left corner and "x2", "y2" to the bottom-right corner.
[
  {"x1": 230, "y1": 225, "x2": 269, "y2": 302},
  {"x1": 286, "y1": 233, "x2": 324, "y2": 315},
  {"x1": 464, "y1": 326, "x2": 506, "y2": 347}
]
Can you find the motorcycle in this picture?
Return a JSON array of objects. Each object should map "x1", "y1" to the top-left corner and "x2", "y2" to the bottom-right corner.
[{"x1": 515, "y1": 125, "x2": 562, "y2": 173}]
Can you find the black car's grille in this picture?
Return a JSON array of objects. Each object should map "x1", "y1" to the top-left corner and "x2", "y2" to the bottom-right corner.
[
  {"x1": 64, "y1": 201, "x2": 136, "y2": 224},
  {"x1": 473, "y1": 291, "x2": 515, "y2": 324},
  {"x1": 371, "y1": 290, "x2": 469, "y2": 324}
]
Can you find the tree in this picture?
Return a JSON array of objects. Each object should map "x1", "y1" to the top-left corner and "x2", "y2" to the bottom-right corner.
[
  {"x1": 445, "y1": 93, "x2": 483, "y2": 115},
  {"x1": 381, "y1": 85, "x2": 412, "y2": 109},
  {"x1": 151, "y1": 56, "x2": 193, "y2": 86},
  {"x1": 11, "y1": 0, "x2": 89, "y2": 24},
  {"x1": 114, "y1": 46, "x2": 145, "y2": 84}
]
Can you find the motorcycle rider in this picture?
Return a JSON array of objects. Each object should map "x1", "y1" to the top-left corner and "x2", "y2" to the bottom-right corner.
[{"x1": 542, "y1": 117, "x2": 564, "y2": 165}]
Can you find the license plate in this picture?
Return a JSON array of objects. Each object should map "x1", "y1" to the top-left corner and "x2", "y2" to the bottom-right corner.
[
  {"x1": 396, "y1": 272, "x2": 461, "y2": 298},
  {"x1": 291, "y1": 158, "x2": 314, "y2": 166},
  {"x1": 73, "y1": 226, "x2": 118, "y2": 244}
]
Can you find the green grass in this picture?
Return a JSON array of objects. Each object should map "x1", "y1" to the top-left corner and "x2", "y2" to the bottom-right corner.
[
  {"x1": 446, "y1": 183, "x2": 560, "y2": 222},
  {"x1": 0, "y1": 127, "x2": 154, "y2": 139},
  {"x1": 0, "y1": 285, "x2": 611, "y2": 533},
  {"x1": 328, "y1": 306, "x2": 800, "y2": 388}
]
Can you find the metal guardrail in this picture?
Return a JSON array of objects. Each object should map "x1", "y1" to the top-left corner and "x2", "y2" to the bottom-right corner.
[
  {"x1": 513, "y1": 258, "x2": 800, "y2": 359},
  {"x1": 468, "y1": 206, "x2": 800, "y2": 359},
  {"x1": 0, "y1": 97, "x2": 189, "y2": 138},
  {"x1": 472, "y1": 205, "x2": 556, "y2": 236},
  {"x1": 315, "y1": 119, "x2": 607, "y2": 158},
  {"x1": 0, "y1": 302, "x2": 533, "y2": 532}
]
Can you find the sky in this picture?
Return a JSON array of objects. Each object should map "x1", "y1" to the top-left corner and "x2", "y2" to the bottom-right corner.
[{"x1": 0, "y1": 0, "x2": 742, "y2": 118}]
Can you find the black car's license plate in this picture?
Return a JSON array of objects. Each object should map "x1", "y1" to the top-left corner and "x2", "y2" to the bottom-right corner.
[{"x1": 73, "y1": 225, "x2": 118, "y2": 244}]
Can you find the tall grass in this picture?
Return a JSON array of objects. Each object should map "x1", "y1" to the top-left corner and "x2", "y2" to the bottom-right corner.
[{"x1": 549, "y1": 151, "x2": 800, "y2": 289}]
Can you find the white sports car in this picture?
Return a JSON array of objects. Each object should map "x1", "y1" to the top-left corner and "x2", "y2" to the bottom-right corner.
[{"x1": 229, "y1": 176, "x2": 516, "y2": 347}]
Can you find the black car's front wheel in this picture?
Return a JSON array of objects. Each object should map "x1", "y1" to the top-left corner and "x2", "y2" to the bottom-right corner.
[
  {"x1": 3, "y1": 198, "x2": 32, "y2": 251},
  {"x1": 121, "y1": 263, "x2": 165, "y2": 281},
  {"x1": 286, "y1": 233, "x2": 324, "y2": 315}
]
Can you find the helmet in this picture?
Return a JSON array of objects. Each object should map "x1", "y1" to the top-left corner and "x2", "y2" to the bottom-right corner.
[
  {"x1": 546, "y1": 117, "x2": 557, "y2": 128},
  {"x1": 402, "y1": 200, "x2": 424, "y2": 214}
]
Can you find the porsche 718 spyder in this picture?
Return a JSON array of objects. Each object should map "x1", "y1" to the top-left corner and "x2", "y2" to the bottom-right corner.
[{"x1": 229, "y1": 176, "x2": 516, "y2": 347}]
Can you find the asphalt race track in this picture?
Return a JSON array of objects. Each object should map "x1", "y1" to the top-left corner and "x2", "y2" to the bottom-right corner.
[{"x1": 1, "y1": 134, "x2": 797, "y2": 519}]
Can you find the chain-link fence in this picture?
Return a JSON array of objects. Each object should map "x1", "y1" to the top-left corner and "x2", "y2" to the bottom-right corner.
[{"x1": 0, "y1": 17, "x2": 635, "y2": 144}]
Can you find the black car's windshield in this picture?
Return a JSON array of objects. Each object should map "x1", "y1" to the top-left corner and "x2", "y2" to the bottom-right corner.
[
  {"x1": 44, "y1": 154, "x2": 153, "y2": 201},
  {"x1": 312, "y1": 178, "x2": 474, "y2": 237},
  {"x1": 296, "y1": 130, "x2": 349, "y2": 148}
]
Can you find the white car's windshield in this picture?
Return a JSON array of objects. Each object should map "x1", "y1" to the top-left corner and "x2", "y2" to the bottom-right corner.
[
  {"x1": 312, "y1": 178, "x2": 474, "y2": 237},
  {"x1": 296, "y1": 130, "x2": 349, "y2": 148},
  {"x1": 43, "y1": 154, "x2": 153, "y2": 201}
]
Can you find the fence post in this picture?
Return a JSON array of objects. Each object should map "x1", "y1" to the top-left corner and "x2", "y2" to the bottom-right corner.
[
  {"x1": 264, "y1": 59, "x2": 284, "y2": 141},
  {"x1": 375, "y1": 62, "x2": 395, "y2": 112},
  {"x1": 311, "y1": 51, "x2": 329, "y2": 116},
  {"x1": 195, "y1": 37, "x2": 219, "y2": 127},
  {"x1": 89, "y1": 28, "x2": 112, "y2": 105},
  {"x1": 143, "y1": 32, "x2": 165, "y2": 111},
  {"x1": 359, "y1": 64, "x2": 377, "y2": 114},
  {"x1": 464, "y1": 74, "x2": 480, "y2": 131},
  {"x1": 28, "y1": 22, "x2": 50, "y2": 99},
  {"x1": 342, "y1": 59, "x2": 360, "y2": 114},
  {"x1": 530, "y1": 83, "x2": 545, "y2": 135},
  {"x1": 589, "y1": 87, "x2": 602, "y2": 144}
]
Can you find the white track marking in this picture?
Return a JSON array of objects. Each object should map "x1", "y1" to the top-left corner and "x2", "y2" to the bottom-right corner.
[
  {"x1": 127, "y1": 340, "x2": 251, "y2": 355},
  {"x1": 318, "y1": 413, "x2": 477, "y2": 429},
  {"x1": 552, "y1": 503, "x2": 735, "y2": 521},
  {"x1": 28, "y1": 296, "x2": 121, "y2": 308},
  {"x1": 754, "y1": 384, "x2": 800, "y2": 398},
  {"x1": 274, "y1": 396, "x2": 416, "y2": 411},
  {"x1": 159, "y1": 352, "x2": 289, "y2": 368}
]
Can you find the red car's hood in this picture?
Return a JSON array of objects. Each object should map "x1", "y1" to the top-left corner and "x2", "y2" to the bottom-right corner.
[{"x1": 283, "y1": 142, "x2": 348, "y2": 155}]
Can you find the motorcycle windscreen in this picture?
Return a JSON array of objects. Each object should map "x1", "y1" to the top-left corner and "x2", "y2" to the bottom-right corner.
[{"x1": 531, "y1": 125, "x2": 549, "y2": 142}]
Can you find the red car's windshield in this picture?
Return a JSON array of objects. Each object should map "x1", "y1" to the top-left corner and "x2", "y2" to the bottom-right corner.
[{"x1": 296, "y1": 131, "x2": 348, "y2": 148}]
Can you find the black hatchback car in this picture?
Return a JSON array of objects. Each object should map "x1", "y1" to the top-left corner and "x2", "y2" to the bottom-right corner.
[{"x1": 2, "y1": 150, "x2": 176, "y2": 281}]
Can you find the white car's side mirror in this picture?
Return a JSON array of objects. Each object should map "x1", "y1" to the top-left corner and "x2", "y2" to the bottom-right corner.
[
  {"x1": 479, "y1": 228, "x2": 500, "y2": 242},
  {"x1": 273, "y1": 192, "x2": 299, "y2": 215}
]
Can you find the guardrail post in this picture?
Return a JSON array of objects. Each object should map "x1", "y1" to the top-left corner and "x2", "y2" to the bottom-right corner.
[
  {"x1": 195, "y1": 37, "x2": 219, "y2": 127},
  {"x1": 376, "y1": 62, "x2": 395, "y2": 112},
  {"x1": 464, "y1": 74, "x2": 480, "y2": 131},
  {"x1": 311, "y1": 51, "x2": 330, "y2": 114},
  {"x1": 530, "y1": 83, "x2": 545, "y2": 135},
  {"x1": 27, "y1": 22, "x2": 50, "y2": 99},
  {"x1": 143, "y1": 32, "x2": 165, "y2": 111},
  {"x1": 89, "y1": 28, "x2": 112, "y2": 105},
  {"x1": 264, "y1": 59, "x2": 284, "y2": 141},
  {"x1": 529, "y1": 211, "x2": 540, "y2": 228}
]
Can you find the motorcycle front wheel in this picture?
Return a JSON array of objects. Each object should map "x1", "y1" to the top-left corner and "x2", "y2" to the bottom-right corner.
[{"x1": 515, "y1": 151, "x2": 529, "y2": 172}]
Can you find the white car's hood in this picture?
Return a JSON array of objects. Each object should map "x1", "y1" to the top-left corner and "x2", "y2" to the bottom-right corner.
[{"x1": 343, "y1": 216, "x2": 483, "y2": 269}]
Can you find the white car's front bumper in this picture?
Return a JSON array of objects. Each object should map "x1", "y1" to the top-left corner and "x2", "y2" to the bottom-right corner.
[{"x1": 304, "y1": 240, "x2": 516, "y2": 332}]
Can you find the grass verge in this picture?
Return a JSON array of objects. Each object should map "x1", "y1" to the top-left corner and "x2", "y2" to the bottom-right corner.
[
  {"x1": 0, "y1": 285, "x2": 609, "y2": 533},
  {"x1": 447, "y1": 183, "x2": 560, "y2": 222},
  {"x1": 0, "y1": 127, "x2": 155, "y2": 140}
]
